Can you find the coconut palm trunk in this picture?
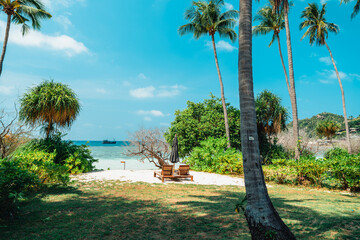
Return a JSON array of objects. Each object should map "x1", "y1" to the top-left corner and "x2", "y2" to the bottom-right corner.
[
  {"x1": 211, "y1": 34, "x2": 231, "y2": 148},
  {"x1": 238, "y1": 0, "x2": 296, "y2": 238},
  {"x1": 276, "y1": 34, "x2": 290, "y2": 94},
  {"x1": 0, "y1": 14, "x2": 12, "y2": 76},
  {"x1": 284, "y1": 11, "x2": 300, "y2": 159},
  {"x1": 325, "y1": 41, "x2": 352, "y2": 153}
]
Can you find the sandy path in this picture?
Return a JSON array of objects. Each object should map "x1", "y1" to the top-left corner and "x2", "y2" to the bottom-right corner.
[{"x1": 71, "y1": 170, "x2": 245, "y2": 186}]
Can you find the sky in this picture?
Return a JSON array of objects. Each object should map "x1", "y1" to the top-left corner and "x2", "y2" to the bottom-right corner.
[{"x1": 0, "y1": 0, "x2": 359, "y2": 141}]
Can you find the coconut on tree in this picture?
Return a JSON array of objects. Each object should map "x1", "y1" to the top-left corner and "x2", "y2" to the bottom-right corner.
[
  {"x1": 238, "y1": 0, "x2": 296, "y2": 238},
  {"x1": 300, "y1": 2, "x2": 352, "y2": 154},
  {"x1": 19, "y1": 80, "x2": 81, "y2": 139},
  {"x1": 178, "y1": 0, "x2": 238, "y2": 148},
  {"x1": 0, "y1": 0, "x2": 51, "y2": 76}
]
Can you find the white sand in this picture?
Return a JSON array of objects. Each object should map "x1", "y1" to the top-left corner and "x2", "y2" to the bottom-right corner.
[{"x1": 71, "y1": 170, "x2": 245, "y2": 186}]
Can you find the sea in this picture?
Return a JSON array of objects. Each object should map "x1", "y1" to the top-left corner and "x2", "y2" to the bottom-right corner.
[{"x1": 73, "y1": 141, "x2": 158, "y2": 171}]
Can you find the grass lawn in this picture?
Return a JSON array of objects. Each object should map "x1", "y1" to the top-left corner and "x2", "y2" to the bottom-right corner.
[{"x1": 1, "y1": 180, "x2": 359, "y2": 240}]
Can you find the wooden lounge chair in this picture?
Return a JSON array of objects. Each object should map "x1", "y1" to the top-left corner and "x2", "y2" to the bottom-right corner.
[
  {"x1": 177, "y1": 165, "x2": 193, "y2": 181},
  {"x1": 154, "y1": 164, "x2": 194, "y2": 182}
]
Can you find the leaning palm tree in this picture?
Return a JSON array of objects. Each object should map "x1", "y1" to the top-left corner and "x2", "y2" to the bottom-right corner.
[
  {"x1": 238, "y1": 0, "x2": 296, "y2": 238},
  {"x1": 300, "y1": 2, "x2": 352, "y2": 154},
  {"x1": 179, "y1": 0, "x2": 238, "y2": 148},
  {"x1": 253, "y1": 3, "x2": 290, "y2": 93},
  {"x1": 273, "y1": 0, "x2": 300, "y2": 159},
  {"x1": 19, "y1": 80, "x2": 81, "y2": 139},
  {"x1": 341, "y1": 0, "x2": 360, "y2": 19},
  {"x1": 0, "y1": 0, "x2": 51, "y2": 76}
]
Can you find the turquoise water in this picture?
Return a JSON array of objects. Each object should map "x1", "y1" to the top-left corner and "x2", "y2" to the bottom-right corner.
[{"x1": 73, "y1": 141, "x2": 157, "y2": 170}]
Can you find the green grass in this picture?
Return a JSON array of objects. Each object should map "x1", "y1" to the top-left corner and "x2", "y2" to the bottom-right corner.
[{"x1": 1, "y1": 181, "x2": 359, "y2": 240}]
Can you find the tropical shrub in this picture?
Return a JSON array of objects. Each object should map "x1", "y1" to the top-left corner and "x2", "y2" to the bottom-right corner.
[
  {"x1": 186, "y1": 137, "x2": 243, "y2": 174},
  {"x1": 324, "y1": 147, "x2": 348, "y2": 159},
  {"x1": 0, "y1": 158, "x2": 39, "y2": 218}
]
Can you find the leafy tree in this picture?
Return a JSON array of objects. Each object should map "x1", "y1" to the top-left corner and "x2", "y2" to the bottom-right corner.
[
  {"x1": 300, "y1": 2, "x2": 352, "y2": 153},
  {"x1": 316, "y1": 120, "x2": 340, "y2": 141},
  {"x1": 238, "y1": 0, "x2": 296, "y2": 238},
  {"x1": 273, "y1": 0, "x2": 300, "y2": 159},
  {"x1": 19, "y1": 80, "x2": 81, "y2": 139},
  {"x1": 341, "y1": 0, "x2": 360, "y2": 19},
  {"x1": 178, "y1": 0, "x2": 238, "y2": 148},
  {"x1": 165, "y1": 94, "x2": 240, "y2": 158},
  {"x1": 0, "y1": 0, "x2": 51, "y2": 76},
  {"x1": 253, "y1": 2, "x2": 290, "y2": 93}
]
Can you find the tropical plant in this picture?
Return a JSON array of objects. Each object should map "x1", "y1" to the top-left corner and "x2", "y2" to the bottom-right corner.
[
  {"x1": 315, "y1": 120, "x2": 340, "y2": 141},
  {"x1": 253, "y1": 3, "x2": 290, "y2": 93},
  {"x1": 238, "y1": 0, "x2": 296, "y2": 238},
  {"x1": 19, "y1": 80, "x2": 81, "y2": 139},
  {"x1": 341, "y1": 0, "x2": 360, "y2": 19},
  {"x1": 178, "y1": 0, "x2": 238, "y2": 148},
  {"x1": 0, "y1": 0, "x2": 51, "y2": 76},
  {"x1": 272, "y1": 0, "x2": 300, "y2": 160},
  {"x1": 300, "y1": 2, "x2": 352, "y2": 153}
]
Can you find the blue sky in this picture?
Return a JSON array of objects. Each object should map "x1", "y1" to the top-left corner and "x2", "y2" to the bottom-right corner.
[{"x1": 0, "y1": 0, "x2": 359, "y2": 140}]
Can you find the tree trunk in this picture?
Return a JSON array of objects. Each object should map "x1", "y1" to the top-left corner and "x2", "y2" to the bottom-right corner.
[
  {"x1": 238, "y1": 1, "x2": 296, "y2": 239},
  {"x1": 0, "y1": 14, "x2": 12, "y2": 77},
  {"x1": 211, "y1": 34, "x2": 231, "y2": 148},
  {"x1": 46, "y1": 120, "x2": 52, "y2": 139},
  {"x1": 325, "y1": 41, "x2": 352, "y2": 154},
  {"x1": 276, "y1": 34, "x2": 290, "y2": 95},
  {"x1": 283, "y1": 10, "x2": 300, "y2": 159}
]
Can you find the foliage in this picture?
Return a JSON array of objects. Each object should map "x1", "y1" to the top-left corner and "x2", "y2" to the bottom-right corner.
[
  {"x1": 315, "y1": 120, "x2": 340, "y2": 140},
  {"x1": 165, "y1": 94, "x2": 240, "y2": 158},
  {"x1": 125, "y1": 127, "x2": 170, "y2": 168},
  {"x1": 24, "y1": 133, "x2": 97, "y2": 174},
  {"x1": 341, "y1": 0, "x2": 360, "y2": 19},
  {"x1": 186, "y1": 137, "x2": 243, "y2": 175},
  {"x1": 19, "y1": 80, "x2": 81, "y2": 138},
  {"x1": 0, "y1": 158, "x2": 39, "y2": 218},
  {"x1": 324, "y1": 147, "x2": 348, "y2": 159}
]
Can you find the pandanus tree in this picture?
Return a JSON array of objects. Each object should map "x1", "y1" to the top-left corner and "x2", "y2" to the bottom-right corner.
[
  {"x1": 179, "y1": 0, "x2": 238, "y2": 148},
  {"x1": 300, "y1": 3, "x2": 352, "y2": 154},
  {"x1": 0, "y1": 0, "x2": 51, "y2": 77},
  {"x1": 341, "y1": 0, "x2": 360, "y2": 19},
  {"x1": 316, "y1": 120, "x2": 340, "y2": 142},
  {"x1": 238, "y1": 0, "x2": 296, "y2": 238},
  {"x1": 253, "y1": 3, "x2": 290, "y2": 94},
  {"x1": 272, "y1": 0, "x2": 300, "y2": 159},
  {"x1": 19, "y1": 80, "x2": 81, "y2": 139}
]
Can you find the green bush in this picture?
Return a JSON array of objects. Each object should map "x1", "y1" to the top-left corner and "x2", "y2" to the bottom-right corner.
[
  {"x1": 23, "y1": 134, "x2": 97, "y2": 174},
  {"x1": 324, "y1": 147, "x2": 349, "y2": 159},
  {"x1": 186, "y1": 137, "x2": 243, "y2": 174},
  {"x1": 0, "y1": 159, "x2": 39, "y2": 218},
  {"x1": 294, "y1": 157, "x2": 328, "y2": 186}
]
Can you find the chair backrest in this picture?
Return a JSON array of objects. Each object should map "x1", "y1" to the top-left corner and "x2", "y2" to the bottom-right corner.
[
  {"x1": 162, "y1": 165, "x2": 173, "y2": 176},
  {"x1": 178, "y1": 165, "x2": 190, "y2": 175}
]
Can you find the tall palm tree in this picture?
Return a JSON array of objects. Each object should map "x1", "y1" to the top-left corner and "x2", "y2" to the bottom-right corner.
[
  {"x1": 179, "y1": 0, "x2": 238, "y2": 148},
  {"x1": 273, "y1": 0, "x2": 300, "y2": 159},
  {"x1": 0, "y1": 0, "x2": 51, "y2": 76},
  {"x1": 253, "y1": 4, "x2": 290, "y2": 94},
  {"x1": 341, "y1": 0, "x2": 360, "y2": 19},
  {"x1": 19, "y1": 80, "x2": 81, "y2": 139},
  {"x1": 238, "y1": 0, "x2": 296, "y2": 238},
  {"x1": 300, "y1": 2, "x2": 352, "y2": 154}
]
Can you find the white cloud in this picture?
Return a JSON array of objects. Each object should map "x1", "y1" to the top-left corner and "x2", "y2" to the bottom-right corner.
[
  {"x1": 138, "y1": 73, "x2": 148, "y2": 80},
  {"x1": 130, "y1": 86, "x2": 155, "y2": 98},
  {"x1": 224, "y1": 2, "x2": 234, "y2": 11},
  {"x1": 54, "y1": 14, "x2": 72, "y2": 29},
  {"x1": 319, "y1": 56, "x2": 332, "y2": 65},
  {"x1": 137, "y1": 110, "x2": 165, "y2": 117},
  {"x1": 42, "y1": 0, "x2": 86, "y2": 11},
  {"x1": 123, "y1": 81, "x2": 131, "y2": 87},
  {"x1": 144, "y1": 117, "x2": 152, "y2": 121},
  {"x1": 95, "y1": 88, "x2": 107, "y2": 94},
  {"x1": 157, "y1": 84, "x2": 186, "y2": 97},
  {"x1": 0, "y1": 20, "x2": 88, "y2": 56},
  {"x1": 206, "y1": 40, "x2": 236, "y2": 52},
  {"x1": 0, "y1": 86, "x2": 14, "y2": 95}
]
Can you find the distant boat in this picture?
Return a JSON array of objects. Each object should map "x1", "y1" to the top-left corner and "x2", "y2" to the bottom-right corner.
[{"x1": 102, "y1": 140, "x2": 116, "y2": 144}]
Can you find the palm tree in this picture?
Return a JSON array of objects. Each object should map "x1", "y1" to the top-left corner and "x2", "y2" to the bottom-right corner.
[
  {"x1": 179, "y1": 0, "x2": 238, "y2": 148},
  {"x1": 273, "y1": 0, "x2": 300, "y2": 159},
  {"x1": 253, "y1": 3, "x2": 290, "y2": 93},
  {"x1": 316, "y1": 120, "x2": 340, "y2": 142},
  {"x1": 238, "y1": 0, "x2": 296, "y2": 238},
  {"x1": 300, "y1": 2, "x2": 352, "y2": 154},
  {"x1": 0, "y1": 0, "x2": 51, "y2": 76},
  {"x1": 341, "y1": 0, "x2": 360, "y2": 19},
  {"x1": 19, "y1": 80, "x2": 81, "y2": 139}
]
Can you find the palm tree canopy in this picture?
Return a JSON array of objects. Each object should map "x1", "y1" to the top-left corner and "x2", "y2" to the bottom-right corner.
[
  {"x1": 19, "y1": 80, "x2": 81, "y2": 132},
  {"x1": 253, "y1": 4, "x2": 285, "y2": 47},
  {"x1": 316, "y1": 120, "x2": 340, "y2": 140},
  {"x1": 341, "y1": 0, "x2": 360, "y2": 18},
  {"x1": 178, "y1": 0, "x2": 238, "y2": 42},
  {"x1": 0, "y1": 0, "x2": 51, "y2": 35},
  {"x1": 299, "y1": 3, "x2": 339, "y2": 46}
]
